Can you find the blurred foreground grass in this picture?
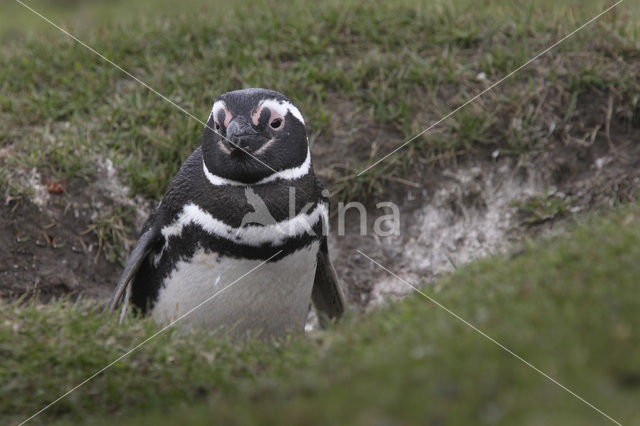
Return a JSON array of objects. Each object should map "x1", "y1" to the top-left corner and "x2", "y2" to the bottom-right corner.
[{"x1": 2, "y1": 202, "x2": 639, "y2": 425}]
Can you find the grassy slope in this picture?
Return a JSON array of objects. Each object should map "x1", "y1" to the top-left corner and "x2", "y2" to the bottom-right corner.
[
  {"x1": 2, "y1": 202, "x2": 639, "y2": 425},
  {"x1": 2, "y1": 0, "x2": 639, "y2": 202}
]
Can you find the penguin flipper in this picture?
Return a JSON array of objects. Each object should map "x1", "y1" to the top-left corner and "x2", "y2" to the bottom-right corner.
[
  {"x1": 311, "y1": 238, "x2": 346, "y2": 328},
  {"x1": 108, "y1": 226, "x2": 161, "y2": 317}
]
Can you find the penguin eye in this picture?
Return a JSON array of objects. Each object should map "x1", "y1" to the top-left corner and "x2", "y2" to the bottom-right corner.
[
  {"x1": 214, "y1": 122, "x2": 221, "y2": 132},
  {"x1": 270, "y1": 118, "x2": 282, "y2": 129}
]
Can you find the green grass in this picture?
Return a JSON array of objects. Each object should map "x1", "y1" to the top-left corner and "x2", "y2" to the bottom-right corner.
[
  {"x1": 511, "y1": 190, "x2": 567, "y2": 226},
  {"x1": 2, "y1": 1, "x2": 640, "y2": 424},
  {"x1": 2, "y1": 202, "x2": 639, "y2": 425},
  {"x1": 2, "y1": 0, "x2": 639, "y2": 202}
]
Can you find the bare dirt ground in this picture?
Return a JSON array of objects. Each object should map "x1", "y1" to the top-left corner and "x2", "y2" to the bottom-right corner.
[
  {"x1": 1, "y1": 94, "x2": 639, "y2": 309},
  {"x1": 0, "y1": 160, "x2": 148, "y2": 303},
  {"x1": 329, "y1": 117, "x2": 640, "y2": 307},
  {"x1": 0, "y1": 192, "x2": 115, "y2": 302}
]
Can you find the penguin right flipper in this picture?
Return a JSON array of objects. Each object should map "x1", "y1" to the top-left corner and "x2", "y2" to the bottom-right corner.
[
  {"x1": 107, "y1": 225, "x2": 161, "y2": 318},
  {"x1": 311, "y1": 237, "x2": 346, "y2": 328}
]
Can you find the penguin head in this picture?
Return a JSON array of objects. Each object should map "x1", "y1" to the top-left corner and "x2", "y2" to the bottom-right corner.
[{"x1": 202, "y1": 88, "x2": 309, "y2": 184}]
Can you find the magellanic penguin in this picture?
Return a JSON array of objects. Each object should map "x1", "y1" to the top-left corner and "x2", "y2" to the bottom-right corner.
[{"x1": 109, "y1": 88, "x2": 345, "y2": 338}]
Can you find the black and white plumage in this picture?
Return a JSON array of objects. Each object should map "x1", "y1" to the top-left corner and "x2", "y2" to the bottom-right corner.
[{"x1": 109, "y1": 88, "x2": 344, "y2": 338}]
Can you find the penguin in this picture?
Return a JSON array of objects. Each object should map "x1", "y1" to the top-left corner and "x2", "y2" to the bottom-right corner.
[{"x1": 109, "y1": 88, "x2": 345, "y2": 338}]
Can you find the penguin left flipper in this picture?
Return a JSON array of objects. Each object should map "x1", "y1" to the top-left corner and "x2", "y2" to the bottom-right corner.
[
  {"x1": 311, "y1": 237, "x2": 346, "y2": 328},
  {"x1": 107, "y1": 225, "x2": 161, "y2": 319}
]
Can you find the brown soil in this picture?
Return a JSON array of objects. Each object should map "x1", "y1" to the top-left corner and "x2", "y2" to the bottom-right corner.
[
  {"x1": 323, "y1": 92, "x2": 640, "y2": 307},
  {"x1": 0, "y1": 178, "x2": 136, "y2": 303},
  {"x1": 335, "y1": 133, "x2": 640, "y2": 307}
]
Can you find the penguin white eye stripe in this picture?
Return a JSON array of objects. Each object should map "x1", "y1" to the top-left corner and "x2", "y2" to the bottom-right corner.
[
  {"x1": 211, "y1": 100, "x2": 226, "y2": 117},
  {"x1": 252, "y1": 105, "x2": 284, "y2": 129},
  {"x1": 211, "y1": 100, "x2": 232, "y2": 127},
  {"x1": 258, "y1": 99, "x2": 305, "y2": 125}
]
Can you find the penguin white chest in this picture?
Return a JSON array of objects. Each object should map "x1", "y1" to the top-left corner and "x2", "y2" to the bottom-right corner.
[{"x1": 151, "y1": 241, "x2": 320, "y2": 337}]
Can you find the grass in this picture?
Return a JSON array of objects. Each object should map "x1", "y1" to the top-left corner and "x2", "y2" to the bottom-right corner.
[
  {"x1": 511, "y1": 190, "x2": 567, "y2": 226},
  {"x1": 1, "y1": 0, "x2": 639, "y2": 203},
  {"x1": 2, "y1": 202, "x2": 640, "y2": 425},
  {"x1": 2, "y1": 1, "x2": 640, "y2": 424}
]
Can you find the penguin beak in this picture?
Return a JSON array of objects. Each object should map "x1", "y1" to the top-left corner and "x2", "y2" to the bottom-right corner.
[{"x1": 225, "y1": 118, "x2": 268, "y2": 154}]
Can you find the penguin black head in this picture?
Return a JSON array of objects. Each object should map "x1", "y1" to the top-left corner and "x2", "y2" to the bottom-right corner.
[{"x1": 202, "y1": 88, "x2": 309, "y2": 184}]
